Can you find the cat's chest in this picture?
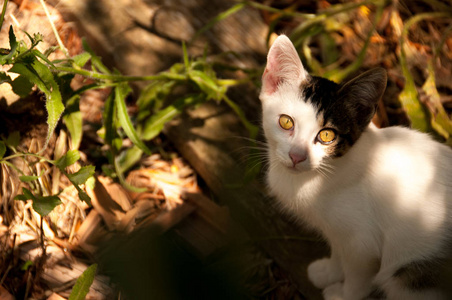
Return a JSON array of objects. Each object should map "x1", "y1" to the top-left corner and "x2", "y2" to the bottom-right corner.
[{"x1": 267, "y1": 159, "x2": 366, "y2": 222}]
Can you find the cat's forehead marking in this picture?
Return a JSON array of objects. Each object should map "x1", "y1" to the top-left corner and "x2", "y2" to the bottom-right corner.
[
  {"x1": 300, "y1": 76, "x2": 341, "y2": 126},
  {"x1": 298, "y1": 76, "x2": 362, "y2": 158}
]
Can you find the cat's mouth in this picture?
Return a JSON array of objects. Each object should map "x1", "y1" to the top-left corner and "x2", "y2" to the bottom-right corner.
[{"x1": 284, "y1": 161, "x2": 311, "y2": 173}]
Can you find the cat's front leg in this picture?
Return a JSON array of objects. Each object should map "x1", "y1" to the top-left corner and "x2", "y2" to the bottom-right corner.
[
  {"x1": 307, "y1": 250, "x2": 344, "y2": 289},
  {"x1": 340, "y1": 258, "x2": 376, "y2": 300},
  {"x1": 323, "y1": 282, "x2": 344, "y2": 300}
]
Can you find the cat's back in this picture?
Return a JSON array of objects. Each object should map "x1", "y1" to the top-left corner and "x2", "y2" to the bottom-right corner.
[
  {"x1": 359, "y1": 125, "x2": 452, "y2": 203},
  {"x1": 367, "y1": 125, "x2": 451, "y2": 173}
]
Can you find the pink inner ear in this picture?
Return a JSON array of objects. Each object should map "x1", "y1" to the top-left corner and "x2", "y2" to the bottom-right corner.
[
  {"x1": 262, "y1": 68, "x2": 280, "y2": 95},
  {"x1": 261, "y1": 35, "x2": 306, "y2": 97},
  {"x1": 262, "y1": 50, "x2": 283, "y2": 95}
]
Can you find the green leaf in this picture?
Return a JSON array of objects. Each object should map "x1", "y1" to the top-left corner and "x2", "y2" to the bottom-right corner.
[
  {"x1": 6, "y1": 131, "x2": 20, "y2": 148},
  {"x1": 423, "y1": 61, "x2": 452, "y2": 139},
  {"x1": 141, "y1": 105, "x2": 179, "y2": 141},
  {"x1": 114, "y1": 83, "x2": 152, "y2": 154},
  {"x1": 398, "y1": 43, "x2": 430, "y2": 132},
  {"x1": 55, "y1": 150, "x2": 80, "y2": 169},
  {"x1": 72, "y1": 52, "x2": 91, "y2": 68},
  {"x1": 0, "y1": 26, "x2": 18, "y2": 64},
  {"x1": 78, "y1": 190, "x2": 91, "y2": 205},
  {"x1": 21, "y1": 260, "x2": 33, "y2": 271},
  {"x1": 118, "y1": 145, "x2": 143, "y2": 173},
  {"x1": 102, "y1": 92, "x2": 117, "y2": 147},
  {"x1": 0, "y1": 141, "x2": 5, "y2": 159},
  {"x1": 85, "y1": 176, "x2": 95, "y2": 190},
  {"x1": 189, "y1": 69, "x2": 226, "y2": 101},
  {"x1": 19, "y1": 175, "x2": 41, "y2": 182},
  {"x1": 19, "y1": 172, "x2": 43, "y2": 182},
  {"x1": 0, "y1": 71, "x2": 11, "y2": 84},
  {"x1": 10, "y1": 75, "x2": 34, "y2": 98},
  {"x1": 137, "y1": 80, "x2": 176, "y2": 121},
  {"x1": 14, "y1": 187, "x2": 36, "y2": 201},
  {"x1": 64, "y1": 110, "x2": 83, "y2": 150},
  {"x1": 69, "y1": 264, "x2": 98, "y2": 300},
  {"x1": 14, "y1": 194, "x2": 29, "y2": 201},
  {"x1": 67, "y1": 166, "x2": 95, "y2": 186},
  {"x1": 141, "y1": 95, "x2": 200, "y2": 141},
  {"x1": 398, "y1": 83, "x2": 430, "y2": 132},
  {"x1": 33, "y1": 195, "x2": 62, "y2": 216},
  {"x1": 9, "y1": 59, "x2": 65, "y2": 149},
  {"x1": 82, "y1": 39, "x2": 110, "y2": 74},
  {"x1": 397, "y1": 12, "x2": 449, "y2": 133},
  {"x1": 32, "y1": 49, "x2": 55, "y2": 68},
  {"x1": 63, "y1": 96, "x2": 83, "y2": 150}
]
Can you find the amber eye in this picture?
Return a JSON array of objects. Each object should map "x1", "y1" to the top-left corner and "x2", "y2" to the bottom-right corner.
[
  {"x1": 279, "y1": 115, "x2": 294, "y2": 130},
  {"x1": 317, "y1": 129, "x2": 336, "y2": 144}
]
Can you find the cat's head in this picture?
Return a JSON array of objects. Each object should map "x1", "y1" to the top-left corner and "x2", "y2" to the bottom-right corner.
[{"x1": 260, "y1": 35, "x2": 387, "y2": 173}]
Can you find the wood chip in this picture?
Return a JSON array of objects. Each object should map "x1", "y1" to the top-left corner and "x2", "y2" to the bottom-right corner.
[{"x1": 0, "y1": 285, "x2": 14, "y2": 300}]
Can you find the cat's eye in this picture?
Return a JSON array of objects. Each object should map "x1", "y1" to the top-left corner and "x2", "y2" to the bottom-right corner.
[
  {"x1": 279, "y1": 115, "x2": 294, "y2": 130},
  {"x1": 317, "y1": 129, "x2": 336, "y2": 144}
]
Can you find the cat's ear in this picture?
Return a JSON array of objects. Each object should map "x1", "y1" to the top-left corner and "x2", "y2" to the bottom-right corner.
[
  {"x1": 338, "y1": 68, "x2": 387, "y2": 129},
  {"x1": 261, "y1": 35, "x2": 308, "y2": 96}
]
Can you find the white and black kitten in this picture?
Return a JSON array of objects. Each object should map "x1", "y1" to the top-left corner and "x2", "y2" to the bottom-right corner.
[{"x1": 260, "y1": 35, "x2": 452, "y2": 300}]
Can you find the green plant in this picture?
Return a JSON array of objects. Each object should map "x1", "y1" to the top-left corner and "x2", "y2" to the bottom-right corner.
[
  {"x1": 68, "y1": 264, "x2": 98, "y2": 300},
  {"x1": 0, "y1": 138, "x2": 94, "y2": 216},
  {"x1": 0, "y1": 0, "x2": 258, "y2": 199},
  {"x1": 118, "y1": 44, "x2": 258, "y2": 175}
]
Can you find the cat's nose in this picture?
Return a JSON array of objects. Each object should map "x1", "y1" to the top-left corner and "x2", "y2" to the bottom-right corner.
[{"x1": 289, "y1": 151, "x2": 307, "y2": 165}]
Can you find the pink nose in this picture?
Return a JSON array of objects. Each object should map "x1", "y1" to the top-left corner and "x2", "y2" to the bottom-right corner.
[{"x1": 289, "y1": 152, "x2": 307, "y2": 165}]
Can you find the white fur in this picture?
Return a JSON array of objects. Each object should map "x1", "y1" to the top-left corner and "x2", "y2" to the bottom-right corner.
[
  {"x1": 265, "y1": 123, "x2": 452, "y2": 299},
  {"x1": 261, "y1": 35, "x2": 452, "y2": 299}
]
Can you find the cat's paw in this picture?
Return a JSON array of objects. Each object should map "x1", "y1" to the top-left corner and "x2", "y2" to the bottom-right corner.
[
  {"x1": 323, "y1": 282, "x2": 343, "y2": 300},
  {"x1": 307, "y1": 258, "x2": 343, "y2": 288}
]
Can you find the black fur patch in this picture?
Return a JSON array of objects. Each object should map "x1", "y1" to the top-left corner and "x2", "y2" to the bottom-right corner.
[
  {"x1": 393, "y1": 259, "x2": 443, "y2": 290},
  {"x1": 368, "y1": 287, "x2": 387, "y2": 299},
  {"x1": 300, "y1": 76, "x2": 364, "y2": 158},
  {"x1": 300, "y1": 69, "x2": 386, "y2": 158}
]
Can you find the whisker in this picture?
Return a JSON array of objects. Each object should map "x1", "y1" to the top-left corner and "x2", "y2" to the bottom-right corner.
[
  {"x1": 235, "y1": 150, "x2": 268, "y2": 164},
  {"x1": 315, "y1": 161, "x2": 335, "y2": 179}
]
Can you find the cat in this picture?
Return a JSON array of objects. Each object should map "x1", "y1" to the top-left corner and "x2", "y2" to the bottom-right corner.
[{"x1": 260, "y1": 34, "x2": 452, "y2": 300}]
